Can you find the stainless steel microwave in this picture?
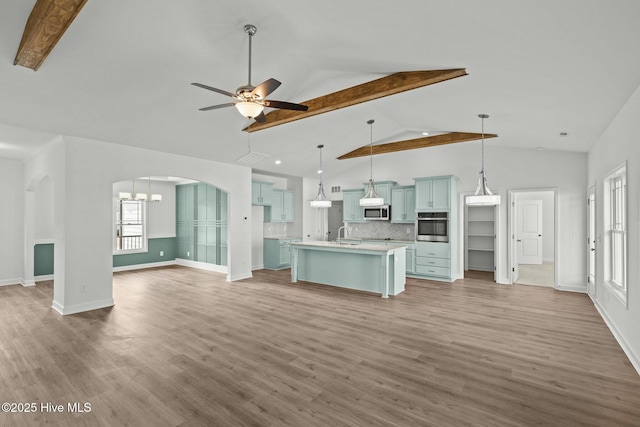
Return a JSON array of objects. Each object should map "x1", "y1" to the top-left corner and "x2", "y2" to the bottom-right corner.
[{"x1": 363, "y1": 205, "x2": 390, "y2": 221}]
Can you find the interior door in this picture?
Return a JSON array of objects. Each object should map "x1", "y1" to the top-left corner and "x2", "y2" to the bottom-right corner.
[
  {"x1": 517, "y1": 200, "x2": 543, "y2": 264},
  {"x1": 587, "y1": 187, "x2": 596, "y2": 297}
]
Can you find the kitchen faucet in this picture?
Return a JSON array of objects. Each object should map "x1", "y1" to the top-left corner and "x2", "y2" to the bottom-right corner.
[{"x1": 337, "y1": 225, "x2": 348, "y2": 245}]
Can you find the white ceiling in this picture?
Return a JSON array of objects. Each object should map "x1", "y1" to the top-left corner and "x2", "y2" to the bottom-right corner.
[{"x1": 1, "y1": 0, "x2": 640, "y2": 178}]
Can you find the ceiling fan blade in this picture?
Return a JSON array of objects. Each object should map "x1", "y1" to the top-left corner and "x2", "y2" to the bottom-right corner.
[
  {"x1": 199, "y1": 103, "x2": 236, "y2": 111},
  {"x1": 263, "y1": 100, "x2": 309, "y2": 111},
  {"x1": 191, "y1": 83, "x2": 236, "y2": 98},
  {"x1": 251, "y1": 78, "x2": 281, "y2": 99},
  {"x1": 254, "y1": 111, "x2": 267, "y2": 123}
]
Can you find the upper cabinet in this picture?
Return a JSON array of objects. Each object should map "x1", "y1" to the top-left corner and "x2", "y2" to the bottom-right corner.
[
  {"x1": 414, "y1": 176, "x2": 453, "y2": 211},
  {"x1": 251, "y1": 181, "x2": 273, "y2": 206},
  {"x1": 391, "y1": 186, "x2": 416, "y2": 223},
  {"x1": 268, "y1": 189, "x2": 295, "y2": 222},
  {"x1": 342, "y1": 189, "x2": 365, "y2": 222}
]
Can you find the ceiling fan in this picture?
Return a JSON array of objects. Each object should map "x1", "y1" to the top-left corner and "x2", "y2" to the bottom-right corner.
[{"x1": 191, "y1": 24, "x2": 308, "y2": 122}]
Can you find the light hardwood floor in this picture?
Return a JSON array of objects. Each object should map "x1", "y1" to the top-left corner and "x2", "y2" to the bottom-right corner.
[{"x1": 1, "y1": 266, "x2": 640, "y2": 426}]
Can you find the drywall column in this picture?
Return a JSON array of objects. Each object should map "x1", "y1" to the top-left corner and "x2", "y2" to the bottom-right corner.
[{"x1": 22, "y1": 189, "x2": 36, "y2": 286}]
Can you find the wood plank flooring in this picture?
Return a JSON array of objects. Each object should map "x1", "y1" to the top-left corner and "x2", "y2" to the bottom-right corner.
[{"x1": 1, "y1": 266, "x2": 640, "y2": 426}]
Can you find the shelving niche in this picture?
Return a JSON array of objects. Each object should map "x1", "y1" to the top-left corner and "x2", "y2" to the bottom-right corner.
[{"x1": 465, "y1": 205, "x2": 496, "y2": 274}]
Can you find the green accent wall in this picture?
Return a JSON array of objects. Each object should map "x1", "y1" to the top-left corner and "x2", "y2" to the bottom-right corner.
[
  {"x1": 113, "y1": 237, "x2": 177, "y2": 267},
  {"x1": 34, "y1": 244, "x2": 54, "y2": 276}
]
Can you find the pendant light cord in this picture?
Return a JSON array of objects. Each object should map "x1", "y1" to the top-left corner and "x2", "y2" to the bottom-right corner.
[{"x1": 368, "y1": 119, "x2": 375, "y2": 180}]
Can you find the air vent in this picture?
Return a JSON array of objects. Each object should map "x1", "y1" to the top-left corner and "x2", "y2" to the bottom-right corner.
[
  {"x1": 331, "y1": 186, "x2": 341, "y2": 193},
  {"x1": 236, "y1": 151, "x2": 269, "y2": 165}
]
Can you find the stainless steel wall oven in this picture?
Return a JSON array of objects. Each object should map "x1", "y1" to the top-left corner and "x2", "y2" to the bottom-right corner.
[{"x1": 416, "y1": 212, "x2": 449, "y2": 242}]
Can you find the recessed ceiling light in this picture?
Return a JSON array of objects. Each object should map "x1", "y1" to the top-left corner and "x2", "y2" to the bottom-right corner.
[
  {"x1": 317, "y1": 169, "x2": 323, "y2": 174},
  {"x1": 275, "y1": 160, "x2": 281, "y2": 165},
  {"x1": 422, "y1": 132, "x2": 430, "y2": 136}
]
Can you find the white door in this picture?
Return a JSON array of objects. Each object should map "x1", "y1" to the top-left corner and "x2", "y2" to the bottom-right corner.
[
  {"x1": 510, "y1": 197, "x2": 519, "y2": 283},
  {"x1": 587, "y1": 187, "x2": 596, "y2": 297},
  {"x1": 517, "y1": 200, "x2": 543, "y2": 264}
]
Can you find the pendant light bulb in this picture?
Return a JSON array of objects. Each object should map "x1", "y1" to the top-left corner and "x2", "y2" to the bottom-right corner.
[
  {"x1": 310, "y1": 144, "x2": 332, "y2": 208},
  {"x1": 360, "y1": 119, "x2": 384, "y2": 207}
]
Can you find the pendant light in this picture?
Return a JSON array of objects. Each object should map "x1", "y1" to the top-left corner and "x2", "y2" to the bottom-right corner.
[
  {"x1": 466, "y1": 114, "x2": 501, "y2": 206},
  {"x1": 118, "y1": 177, "x2": 162, "y2": 202},
  {"x1": 310, "y1": 144, "x2": 332, "y2": 208},
  {"x1": 360, "y1": 119, "x2": 384, "y2": 207}
]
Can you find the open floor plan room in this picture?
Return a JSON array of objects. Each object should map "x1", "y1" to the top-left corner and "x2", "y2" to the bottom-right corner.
[{"x1": 1, "y1": 266, "x2": 639, "y2": 426}]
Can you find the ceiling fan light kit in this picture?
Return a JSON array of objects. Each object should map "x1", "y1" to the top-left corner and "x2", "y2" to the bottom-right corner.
[
  {"x1": 360, "y1": 119, "x2": 384, "y2": 207},
  {"x1": 466, "y1": 114, "x2": 501, "y2": 206},
  {"x1": 310, "y1": 144, "x2": 332, "y2": 208},
  {"x1": 191, "y1": 24, "x2": 308, "y2": 122}
]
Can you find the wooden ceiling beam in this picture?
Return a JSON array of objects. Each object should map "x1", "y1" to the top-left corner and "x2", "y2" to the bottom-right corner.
[
  {"x1": 244, "y1": 69, "x2": 467, "y2": 133},
  {"x1": 337, "y1": 132, "x2": 498, "y2": 160},
  {"x1": 14, "y1": 0, "x2": 88, "y2": 71}
]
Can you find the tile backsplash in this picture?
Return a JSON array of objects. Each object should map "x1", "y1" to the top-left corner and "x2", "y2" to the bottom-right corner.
[
  {"x1": 264, "y1": 222, "x2": 288, "y2": 238},
  {"x1": 345, "y1": 222, "x2": 415, "y2": 241}
]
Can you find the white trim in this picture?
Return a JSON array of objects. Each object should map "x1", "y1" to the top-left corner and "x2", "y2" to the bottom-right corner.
[
  {"x1": 0, "y1": 278, "x2": 23, "y2": 287},
  {"x1": 34, "y1": 239, "x2": 55, "y2": 245},
  {"x1": 251, "y1": 264, "x2": 265, "y2": 271},
  {"x1": 113, "y1": 260, "x2": 177, "y2": 272},
  {"x1": 227, "y1": 272, "x2": 253, "y2": 282},
  {"x1": 34, "y1": 274, "x2": 54, "y2": 282},
  {"x1": 555, "y1": 283, "x2": 587, "y2": 293},
  {"x1": 175, "y1": 258, "x2": 229, "y2": 274},
  {"x1": 51, "y1": 298, "x2": 115, "y2": 316},
  {"x1": 593, "y1": 299, "x2": 640, "y2": 376}
]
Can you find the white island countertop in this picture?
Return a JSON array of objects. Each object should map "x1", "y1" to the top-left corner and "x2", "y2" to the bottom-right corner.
[{"x1": 290, "y1": 240, "x2": 408, "y2": 252}]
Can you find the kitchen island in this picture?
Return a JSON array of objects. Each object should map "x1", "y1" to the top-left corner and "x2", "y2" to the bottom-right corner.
[{"x1": 289, "y1": 241, "x2": 406, "y2": 298}]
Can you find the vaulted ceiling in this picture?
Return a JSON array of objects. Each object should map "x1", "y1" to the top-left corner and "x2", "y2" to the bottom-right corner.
[{"x1": 1, "y1": 1, "x2": 640, "y2": 179}]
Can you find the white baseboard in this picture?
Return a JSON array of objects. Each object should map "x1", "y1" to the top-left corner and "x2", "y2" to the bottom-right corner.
[
  {"x1": 113, "y1": 260, "x2": 176, "y2": 272},
  {"x1": 0, "y1": 278, "x2": 23, "y2": 287},
  {"x1": 175, "y1": 258, "x2": 228, "y2": 274},
  {"x1": 543, "y1": 257, "x2": 555, "y2": 263},
  {"x1": 593, "y1": 299, "x2": 640, "y2": 376},
  {"x1": 228, "y1": 272, "x2": 253, "y2": 282},
  {"x1": 34, "y1": 274, "x2": 53, "y2": 282},
  {"x1": 51, "y1": 298, "x2": 115, "y2": 316},
  {"x1": 252, "y1": 264, "x2": 264, "y2": 271},
  {"x1": 556, "y1": 283, "x2": 587, "y2": 293}
]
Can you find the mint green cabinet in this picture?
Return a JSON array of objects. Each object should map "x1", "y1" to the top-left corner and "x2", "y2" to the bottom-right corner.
[
  {"x1": 414, "y1": 176, "x2": 452, "y2": 211},
  {"x1": 252, "y1": 181, "x2": 273, "y2": 206},
  {"x1": 264, "y1": 237, "x2": 301, "y2": 270},
  {"x1": 176, "y1": 183, "x2": 227, "y2": 265},
  {"x1": 391, "y1": 186, "x2": 416, "y2": 223},
  {"x1": 267, "y1": 189, "x2": 294, "y2": 222},
  {"x1": 342, "y1": 189, "x2": 365, "y2": 222}
]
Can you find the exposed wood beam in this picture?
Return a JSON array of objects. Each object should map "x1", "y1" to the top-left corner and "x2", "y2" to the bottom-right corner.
[
  {"x1": 337, "y1": 132, "x2": 498, "y2": 160},
  {"x1": 14, "y1": 0, "x2": 88, "y2": 71},
  {"x1": 244, "y1": 69, "x2": 467, "y2": 132}
]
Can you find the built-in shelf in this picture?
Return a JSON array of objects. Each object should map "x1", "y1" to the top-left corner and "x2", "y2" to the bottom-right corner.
[{"x1": 465, "y1": 205, "x2": 496, "y2": 278}]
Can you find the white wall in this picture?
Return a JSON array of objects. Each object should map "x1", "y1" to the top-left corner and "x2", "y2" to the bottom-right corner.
[
  {"x1": 515, "y1": 190, "x2": 555, "y2": 262},
  {"x1": 0, "y1": 158, "x2": 24, "y2": 285},
  {"x1": 34, "y1": 175, "x2": 55, "y2": 242},
  {"x1": 24, "y1": 136, "x2": 253, "y2": 315},
  {"x1": 326, "y1": 143, "x2": 587, "y2": 287},
  {"x1": 588, "y1": 83, "x2": 640, "y2": 373}
]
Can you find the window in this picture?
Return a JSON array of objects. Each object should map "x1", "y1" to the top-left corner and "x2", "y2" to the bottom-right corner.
[
  {"x1": 114, "y1": 199, "x2": 147, "y2": 253},
  {"x1": 603, "y1": 162, "x2": 627, "y2": 305}
]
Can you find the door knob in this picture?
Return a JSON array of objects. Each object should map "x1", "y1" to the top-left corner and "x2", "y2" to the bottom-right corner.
[
  {"x1": 591, "y1": 248, "x2": 596, "y2": 251},
  {"x1": 517, "y1": 239, "x2": 522, "y2": 242},
  {"x1": 538, "y1": 234, "x2": 542, "y2": 237}
]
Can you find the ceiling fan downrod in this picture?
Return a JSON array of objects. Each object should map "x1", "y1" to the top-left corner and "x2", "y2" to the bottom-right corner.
[{"x1": 244, "y1": 24, "x2": 257, "y2": 88}]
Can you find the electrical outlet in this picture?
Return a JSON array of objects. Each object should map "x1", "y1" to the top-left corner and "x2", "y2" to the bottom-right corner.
[
  {"x1": 187, "y1": 251, "x2": 190, "y2": 257},
  {"x1": 81, "y1": 284, "x2": 87, "y2": 293},
  {"x1": 160, "y1": 251, "x2": 164, "y2": 256}
]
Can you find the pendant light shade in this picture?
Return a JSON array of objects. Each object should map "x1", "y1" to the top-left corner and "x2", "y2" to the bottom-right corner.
[
  {"x1": 360, "y1": 119, "x2": 384, "y2": 207},
  {"x1": 311, "y1": 144, "x2": 332, "y2": 208},
  {"x1": 466, "y1": 114, "x2": 501, "y2": 206}
]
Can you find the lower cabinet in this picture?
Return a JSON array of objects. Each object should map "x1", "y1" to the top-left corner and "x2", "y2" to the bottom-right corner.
[
  {"x1": 264, "y1": 237, "x2": 301, "y2": 270},
  {"x1": 412, "y1": 242, "x2": 453, "y2": 281}
]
